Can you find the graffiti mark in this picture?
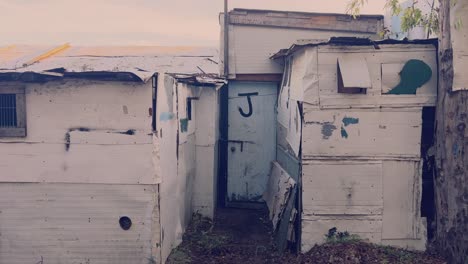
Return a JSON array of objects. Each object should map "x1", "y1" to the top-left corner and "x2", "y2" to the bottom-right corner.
[
  {"x1": 340, "y1": 117, "x2": 359, "y2": 139},
  {"x1": 238, "y1": 92, "x2": 258, "y2": 118},
  {"x1": 342, "y1": 117, "x2": 359, "y2": 127},
  {"x1": 180, "y1": 118, "x2": 189, "y2": 133},
  {"x1": 386, "y1": 59, "x2": 432, "y2": 95},
  {"x1": 341, "y1": 127, "x2": 349, "y2": 139},
  {"x1": 321, "y1": 124, "x2": 337, "y2": 139}
]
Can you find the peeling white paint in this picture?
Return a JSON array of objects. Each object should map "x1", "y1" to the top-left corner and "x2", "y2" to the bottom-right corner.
[{"x1": 263, "y1": 161, "x2": 296, "y2": 230}]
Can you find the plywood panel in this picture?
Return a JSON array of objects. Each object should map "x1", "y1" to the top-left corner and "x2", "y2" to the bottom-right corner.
[
  {"x1": 302, "y1": 109, "x2": 422, "y2": 159},
  {"x1": 382, "y1": 161, "x2": 423, "y2": 240},
  {"x1": 0, "y1": 80, "x2": 157, "y2": 184},
  {"x1": 302, "y1": 161, "x2": 383, "y2": 215},
  {"x1": 231, "y1": 26, "x2": 374, "y2": 75},
  {"x1": 0, "y1": 183, "x2": 159, "y2": 264}
]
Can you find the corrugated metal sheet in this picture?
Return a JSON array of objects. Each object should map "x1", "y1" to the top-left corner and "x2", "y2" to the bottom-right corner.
[
  {"x1": 0, "y1": 183, "x2": 160, "y2": 264},
  {"x1": 0, "y1": 45, "x2": 219, "y2": 82}
]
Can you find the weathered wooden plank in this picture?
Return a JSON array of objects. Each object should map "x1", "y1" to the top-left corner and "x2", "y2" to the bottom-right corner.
[
  {"x1": 276, "y1": 145, "x2": 301, "y2": 182},
  {"x1": 302, "y1": 161, "x2": 383, "y2": 212},
  {"x1": 275, "y1": 185, "x2": 297, "y2": 253},
  {"x1": 0, "y1": 142, "x2": 157, "y2": 184},
  {"x1": 263, "y1": 161, "x2": 296, "y2": 230},
  {"x1": 229, "y1": 10, "x2": 382, "y2": 33},
  {"x1": 382, "y1": 161, "x2": 424, "y2": 240},
  {"x1": 302, "y1": 110, "x2": 422, "y2": 158}
]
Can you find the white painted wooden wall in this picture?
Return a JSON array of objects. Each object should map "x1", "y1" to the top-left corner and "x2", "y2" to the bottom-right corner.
[
  {"x1": 276, "y1": 44, "x2": 437, "y2": 252},
  {"x1": 0, "y1": 80, "x2": 160, "y2": 263},
  {"x1": 156, "y1": 76, "x2": 220, "y2": 263}
]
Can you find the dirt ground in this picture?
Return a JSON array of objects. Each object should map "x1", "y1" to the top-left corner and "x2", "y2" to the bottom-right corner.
[{"x1": 167, "y1": 208, "x2": 446, "y2": 264}]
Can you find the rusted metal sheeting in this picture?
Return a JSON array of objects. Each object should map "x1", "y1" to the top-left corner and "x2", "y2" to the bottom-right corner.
[{"x1": 0, "y1": 183, "x2": 160, "y2": 264}]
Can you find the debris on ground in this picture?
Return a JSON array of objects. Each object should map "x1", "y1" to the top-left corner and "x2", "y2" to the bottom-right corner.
[{"x1": 167, "y1": 208, "x2": 446, "y2": 264}]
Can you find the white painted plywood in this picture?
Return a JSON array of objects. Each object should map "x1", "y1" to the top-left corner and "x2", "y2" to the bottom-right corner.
[
  {"x1": 0, "y1": 81, "x2": 157, "y2": 184},
  {"x1": 382, "y1": 161, "x2": 424, "y2": 240},
  {"x1": 302, "y1": 161, "x2": 383, "y2": 216},
  {"x1": 157, "y1": 76, "x2": 180, "y2": 263},
  {"x1": 0, "y1": 183, "x2": 159, "y2": 264},
  {"x1": 230, "y1": 26, "x2": 375, "y2": 75},
  {"x1": 302, "y1": 109, "x2": 422, "y2": 159}
]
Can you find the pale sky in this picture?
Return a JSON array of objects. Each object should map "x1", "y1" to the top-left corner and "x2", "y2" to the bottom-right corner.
[{"x1": 0, "y1": 0, "x2": 387, "y2": 47}]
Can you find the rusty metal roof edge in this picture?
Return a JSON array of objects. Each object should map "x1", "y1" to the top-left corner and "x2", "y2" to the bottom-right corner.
[
  {"x1": 230, "y1": 8, "x2": 384, "y2": 19},
  {"x1": 270, "y1": 37, "x2": 439, "y2": 59}
]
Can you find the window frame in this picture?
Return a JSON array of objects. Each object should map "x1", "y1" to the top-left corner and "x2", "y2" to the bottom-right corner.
[{"x1": 0, "y1": 85, "x2": 26, "y2": 137}]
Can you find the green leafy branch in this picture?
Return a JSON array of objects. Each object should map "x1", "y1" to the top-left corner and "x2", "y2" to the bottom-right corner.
[{"x1": 347, "y1": 0, "x2": 439, "y2": 38}]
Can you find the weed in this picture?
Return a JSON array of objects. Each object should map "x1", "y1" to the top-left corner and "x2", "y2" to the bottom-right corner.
[{"x1": 325, "y1": 227, "x2": 361, "y2": 244}]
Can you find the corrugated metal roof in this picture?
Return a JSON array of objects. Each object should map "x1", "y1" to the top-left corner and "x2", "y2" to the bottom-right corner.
[{"x1": 0, "y1": 44, "x2": 219, "y2": 83}]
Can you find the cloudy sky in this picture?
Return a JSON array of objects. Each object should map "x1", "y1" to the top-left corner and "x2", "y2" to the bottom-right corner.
[{"x1": 0, "y1": 0, "x2": 387, "y2": 47}]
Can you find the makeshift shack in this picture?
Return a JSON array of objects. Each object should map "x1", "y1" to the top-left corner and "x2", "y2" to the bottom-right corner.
[
  {"x1": 271, "y1": 37, "x2": 438, "y2": 252},
  {"x1": 0, "y1": 44, "x2": 220, "y2": 264}
]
